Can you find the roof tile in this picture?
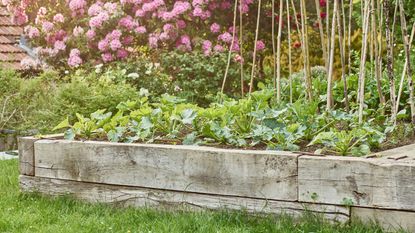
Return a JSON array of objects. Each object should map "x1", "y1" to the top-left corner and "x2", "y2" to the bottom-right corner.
[
  {"x1": 0, "y1": 35, "x2": 13, "y2": 44},
  {"x1": 0, "y1": 16, "x2": 15, "y2": 26},
  {"x1": 0, "y1": 5, "x2": 31, "y2": 70},
  {"x1": 0, "y1": 26, "x2": 22, "y2": 36},
  {"x1": 0, "y1": 6, "x2": 8, "y2": 16},
  {"x1": 0, "y1": 44, "x2": 24, "y2": 53},
  {"x1": 0, "y1": 52, "x2": 26, "y2": 61}
]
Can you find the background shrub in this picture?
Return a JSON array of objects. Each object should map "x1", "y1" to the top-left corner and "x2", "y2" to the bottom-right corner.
[{"x1": 0, "y1": 68, "x2": 139, "y2": 133}]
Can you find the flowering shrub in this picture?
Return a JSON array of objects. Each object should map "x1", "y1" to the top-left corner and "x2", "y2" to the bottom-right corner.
[{"x1": 4, "y1": 0, "x2": 266, "y2": 68}]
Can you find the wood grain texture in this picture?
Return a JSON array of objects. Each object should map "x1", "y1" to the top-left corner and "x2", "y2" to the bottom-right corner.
[
  {"x1": 19, "y1": 175, "x2": 349, "y2": 223},
  {"x1": 352, "y1": 207, "x2": 415, "y2": 232},
  {"x1": 18, "y1": 135, "x2": 64, "y2": 176},
  {"x1": 298, "y1": 156, "x2": 415, "y2": 210},
  {"x1": 34, "y1": 140, "x2": 299, "y2": 200},
  {"x1": 18, "y1": 137, "x2": 37, "y2": 176}
]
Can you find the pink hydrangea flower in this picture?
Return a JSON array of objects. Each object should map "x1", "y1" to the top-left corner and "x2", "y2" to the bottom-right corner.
[
  {"x1": 178, "y1": 35, "x2": 192, "y2": 51},
  {"x1": 86, "y1": 30, "x2": 96, "y2": 40},
  {"x1": 234, "y1": 54, "x2": 244, "y2": 63},
  {"x1": 210, "y1": 23, "x2": 220, "y2": 33},
  {"x1": 54, "y1": 40, "x2": 66, "y2": 51},
  {"x1": 122, "y1": 36, "x2": 134, "y2": 45},
  {"x1": 102, "y1": 52, "x2": 114, "y2": 62},
  {"x1": 118, "y1": 16, "x2": 136, "y2": 30},
  {"x1": 88, "y1": 2, "x2": 103, "y2": 16},
  {"x1": 69, "y1": 0, "x2": 87, "y2": 15},
  {"x1": 24, "y1": 26, "x2": 39, "y2": 38},
  {"x1": 98, "y1": 39, "x2": 109, "y2": 51},
  {"x1": 73, "y1": 26, "x2": 84, "y2": 37},
  {"x1": 214, "y1": 44, "x2": 224, "y2": 53},
  {"x1": 53, "y1": 13, "x2": 65, "y2": 23},
  {"x1": 117, "y1": 49, "x2": 128, "y2": 59},
  {"x1": 135, "y1": 26, "x2": 147, "y2": 34},
  {"x1": 104, "y1": 2, "x2": 118, "y2": 14},
  {"x1": 110, "y1": 39, "x2": 122, "y2": 51},
  {"x1": 202, "y1": 40, "x2": 212, "y2": 56},
  {"x1": 149, "y1": 34, "x2": 159, "y2": 48},
  {"x1": 218, "y1": 32, "x2": 232, "y2": 43},
  {"x1": 176, "y1": 20, "x2": 186, "y2": 29},
  {"x1": 42, "y1": 21, "x2": 54, "y2": 32},
  {"x1": 68, "y1": 49, "x2": 82, "y2": 67},
  {"x1": 256, "y1": 40, "x2": 265, "y2": 51}
]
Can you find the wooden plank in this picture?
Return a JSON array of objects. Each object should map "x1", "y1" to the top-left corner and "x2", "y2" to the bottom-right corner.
[
  {"x1": 19, "y1": 175, "x2": 350, "y2": 223},
  {"x1": 18, "y1": 137, "x2": 37, "y2": 176},
  {"x1": 34, "y1": 140, "x2": 299, "y2": 201},
  {"x1": 375, "y1": 144, "x2": 415, "y2": 161},
  {"x1": 298, "y1": 156, "x2": 415, "y2": 210},
  {"x1": 352, "y1": 207, "x2": 415, "y2": 232}
]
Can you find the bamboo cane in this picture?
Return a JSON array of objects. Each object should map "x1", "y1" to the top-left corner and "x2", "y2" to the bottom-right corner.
[
  {"x1": 239, "y1": 1, "x2": 244, "y2": 96},
  {"x1": 358, "y1": 0, "x2": 371, "y2": 123},
  {"x1": 336, "y1": 0, "x2": 349, "y2": 112},
  {"x1": 327, "y1": 0, "x2": 338, "y2": 110},
  {"x1": 272, "y1": 0, "x2": 276, "y2": 97},
  {"x1": 248, "y1": 0, "x2": 262, "y2": 94},
  {"x1": 384, "y1": 0, "x2": 397, "y2": 121},
  {"x1": 347, "y1": 0, "x2": 353, "y2": 75},
  {"x1": 221, "y1": 0, "x2": 239, "y2": 97},
  {"x1": 395, "y1": 22, "x2": 415, "y2": 125},
  {"x1": 276, "y1": 0, "x2": 284, "y2": 101},
  {"x1": 299, "y1": 0, "x2": 313, "y2": 102},
  {"x1": 372, "y1": 0, "x2": 386, "y2": 108},
  {"x1": 286, "y1": 0, "x2": 293, "y2": 103},
  {"x1": 398, "y1": 0, "x2": 415, "y2": 124},
  {"x1": 314, "y1": 0, "x2": 328, "y2": 71}
]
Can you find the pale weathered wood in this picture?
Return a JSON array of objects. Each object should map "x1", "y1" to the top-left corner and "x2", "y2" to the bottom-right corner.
[
  {"x1": 375, "y1": 143, "x2": 415, "y2": 160},
  {"x1": 19, "y1": 175, "x2": 350, "y2": 222},
  {"x1": 34, "y1": 140, "x2": 299, "y2": 201},
  {"x1": 18, "y1": 137, "x2": 37, "y2": 176},
  {"x1": 298, "y1": 155, "x2": 415, "y2": 210},
  {"x1": 18, "y1": 135, "x2": 64, "y2": 176},
  {"x1": 352, "y1": 207, "x2": 415, "y2": 232}
]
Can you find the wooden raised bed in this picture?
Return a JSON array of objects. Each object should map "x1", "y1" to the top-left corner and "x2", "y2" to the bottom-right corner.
[{"x1": 18, "y1": 137, "x2": 415, "y2": 232}]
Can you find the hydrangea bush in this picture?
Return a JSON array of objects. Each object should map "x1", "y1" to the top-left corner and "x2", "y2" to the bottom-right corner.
[{"x1": 3, "y1": 0, "x2": 271, "y2": 68}]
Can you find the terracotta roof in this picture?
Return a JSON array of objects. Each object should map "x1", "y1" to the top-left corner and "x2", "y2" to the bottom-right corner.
[{"x1": 0, "y1": 4, "x2": 31, "y2": 70}]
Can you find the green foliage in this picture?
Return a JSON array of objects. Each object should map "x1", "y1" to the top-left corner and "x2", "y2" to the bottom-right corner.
[
  {"x1": 54, "y1": 88, "x2": 396, "y2": 156},
  {"x1": 94, "y1": 51, "x2": 244, "y2": 107},
  {"x1": 0, "y1": 68, "x2": 139, "y2": 133},
  {"x1": 309, "y1": 127, "x2": 383, "y2": 156}
]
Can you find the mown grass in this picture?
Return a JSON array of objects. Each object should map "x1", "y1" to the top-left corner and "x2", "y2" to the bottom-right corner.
[{"x1": 0, "y1": 159, "x2": 407, "y2": 233}]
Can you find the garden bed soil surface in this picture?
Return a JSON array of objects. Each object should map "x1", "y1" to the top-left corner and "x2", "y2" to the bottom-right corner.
[{"x1": 18, "y1": 135, "x2": 415, "y2": 232}]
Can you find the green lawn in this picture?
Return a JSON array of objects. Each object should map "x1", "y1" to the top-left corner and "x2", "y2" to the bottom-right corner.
[{"x1": 0, "y1": 159, "x2": 405, "y2": 233}]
